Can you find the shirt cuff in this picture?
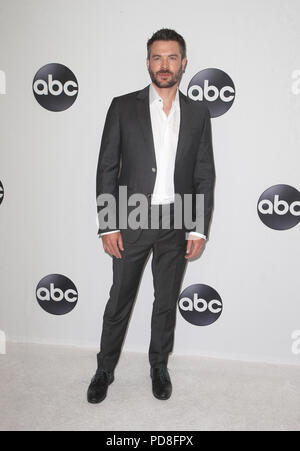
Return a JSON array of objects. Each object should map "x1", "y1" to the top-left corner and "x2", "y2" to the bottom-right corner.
[
  {"x1": 99, "y1": 230, "x2": 120, "y2": 236},
  {"x1": 188, "y1": 232, "x2": 206, "y2": 240}
]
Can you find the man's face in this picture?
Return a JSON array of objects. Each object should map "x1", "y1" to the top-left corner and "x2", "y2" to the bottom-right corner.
[{"x1": 147, "y1": 40, "x2": 186, "y2": 89}]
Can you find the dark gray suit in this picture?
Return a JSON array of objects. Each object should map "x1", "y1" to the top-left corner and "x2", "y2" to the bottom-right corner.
[{"x1": 96, "y1": 84, "x2": 215, "y2": 372}]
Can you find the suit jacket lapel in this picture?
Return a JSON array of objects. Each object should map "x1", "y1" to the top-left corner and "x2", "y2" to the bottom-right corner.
[
  {"x1": 136, "y1": 85, "x2": 156, "y2": 166},
  {"x1": 176, "y1": 90, "x2": 189, "y2": 166},
  {"x1": 136, "y1": 84, "x2": 189, "y2": 169}
]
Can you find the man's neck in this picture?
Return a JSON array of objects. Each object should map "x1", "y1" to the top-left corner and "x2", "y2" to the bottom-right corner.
[{"x1": 151, "y1": 82, "x2": 178, "y2": 105}]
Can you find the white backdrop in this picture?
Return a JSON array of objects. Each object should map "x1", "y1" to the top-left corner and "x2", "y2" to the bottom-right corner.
[{"x1": 0, "y1": 0, "x2": 300, "y2": 365}]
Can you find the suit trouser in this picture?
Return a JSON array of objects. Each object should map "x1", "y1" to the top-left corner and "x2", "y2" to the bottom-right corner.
[{"x1": 97, "y1": 203, "x2": 188, "y2": 373}]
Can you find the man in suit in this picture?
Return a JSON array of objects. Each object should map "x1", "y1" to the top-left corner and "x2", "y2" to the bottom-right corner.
[{"x1": 88, "y1": 28, "x2": 215, "y2": 403}]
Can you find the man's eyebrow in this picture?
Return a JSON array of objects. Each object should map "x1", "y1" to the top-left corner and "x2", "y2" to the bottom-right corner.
[{"x1": 151, "y1": 53, "x2": 179, "y2": 57}]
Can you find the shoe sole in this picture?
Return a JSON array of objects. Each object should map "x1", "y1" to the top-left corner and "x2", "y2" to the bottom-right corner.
[{"x1": 152, "y1": 391, "x2": 172, "y2": 400}]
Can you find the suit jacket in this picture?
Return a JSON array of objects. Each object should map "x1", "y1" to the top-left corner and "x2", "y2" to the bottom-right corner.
[{"x1": 96, "y1": 84, "x2": 216, "y2": 243}]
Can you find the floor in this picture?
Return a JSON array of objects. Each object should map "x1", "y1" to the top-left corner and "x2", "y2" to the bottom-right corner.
[{"x1": 0, "y1": 342, "x2": 300, "y2": 431}]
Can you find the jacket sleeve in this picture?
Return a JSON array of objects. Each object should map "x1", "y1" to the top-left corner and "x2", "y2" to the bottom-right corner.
[
  {"x1": 96, "y1": 97, "x2": 121, "y2": 236},
  {"x1": 191, "y1": 107, "x2": 216, "y2": 239}
]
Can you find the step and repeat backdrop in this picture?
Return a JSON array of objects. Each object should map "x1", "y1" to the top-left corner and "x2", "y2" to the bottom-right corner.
[{"x1": 0, "y1": 0, "x2": 300, "y2": 365}]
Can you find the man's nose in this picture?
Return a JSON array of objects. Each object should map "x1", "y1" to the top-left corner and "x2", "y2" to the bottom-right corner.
[{"x1": 160, "y1": 59, "x2": 169, "y2": 69}]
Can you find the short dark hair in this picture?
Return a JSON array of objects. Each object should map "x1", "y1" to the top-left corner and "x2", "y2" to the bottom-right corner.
[{"x1": 147, "y1": 28, "x2": 186, "y2": 60}]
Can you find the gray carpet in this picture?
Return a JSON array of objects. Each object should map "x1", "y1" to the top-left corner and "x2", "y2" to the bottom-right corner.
[{"x1": 0, "y1": 342, "x2": 300, "y2": 431}]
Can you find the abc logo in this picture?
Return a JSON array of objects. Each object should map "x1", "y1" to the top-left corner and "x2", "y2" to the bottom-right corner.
[
  {"x1": 36, "y1": 274, "x2": 78, "y2": 315},
  {"x1": 257, "y1": 184, "x2": 300, "y2": 230},
  {"x1": 33, "y1": 63, "x2": 78, "y2": 111},
  {"x1": 187, "y1": 68, "x2": 235, "y2": 118},
  {"x1": 178, "y1": 284, "x2": 222, "y2": 326},
  {"x1": 0, "y1": 180, "x2": 4, "y2": 205}
]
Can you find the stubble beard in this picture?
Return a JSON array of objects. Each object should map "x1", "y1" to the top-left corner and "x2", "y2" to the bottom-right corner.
[{"x1": 148, "y1": 65, "x2": 184, "y2": 89}]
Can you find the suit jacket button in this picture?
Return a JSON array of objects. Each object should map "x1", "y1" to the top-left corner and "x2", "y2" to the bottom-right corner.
[{"x1": 152, "y1": 167, "x2": 156, "y2": 172}]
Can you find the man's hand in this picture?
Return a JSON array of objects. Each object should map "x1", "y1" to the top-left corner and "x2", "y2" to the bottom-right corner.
[
  {"x1": 101, "y1": 231, "x2": 124, "y2": 258},
  {"x1": 185, "y1": 236, "x2": 205, "y2": 259}
]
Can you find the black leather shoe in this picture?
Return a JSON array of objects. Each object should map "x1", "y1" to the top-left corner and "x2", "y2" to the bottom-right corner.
[
  {"x1": 87, "y1": 368, "x2": 114, "y2": 404},
  {"x1": 150, "y1": 365, "x2": 172, "y2": 400}
]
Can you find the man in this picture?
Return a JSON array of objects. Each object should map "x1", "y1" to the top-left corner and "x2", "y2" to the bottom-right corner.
[{"x1": 88, "y1": 28, "x2": 215, "y2": 403}]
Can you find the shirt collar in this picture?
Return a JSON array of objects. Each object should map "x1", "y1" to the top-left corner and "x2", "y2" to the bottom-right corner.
[{"x1": 149, "y1": 82, "x2": 180, "y2": 111}]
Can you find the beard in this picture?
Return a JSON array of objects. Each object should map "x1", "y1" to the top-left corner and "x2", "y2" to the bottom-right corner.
[{"x1": 148, "y1": 65, "x2": 184, "y2": 89}]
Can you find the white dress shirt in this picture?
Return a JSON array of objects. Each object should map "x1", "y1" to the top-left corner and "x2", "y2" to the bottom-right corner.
[
  {"x1": 149, "y1": 81, "x2": 180, "y2": 204},
  {"x1": 100, "y1": 83, "x2": 206, "y2": 240}
]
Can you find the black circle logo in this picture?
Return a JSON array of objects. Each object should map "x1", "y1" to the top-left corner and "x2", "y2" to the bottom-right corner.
[
  {"x1": 257, "y1": 184, "x2": 300, "y2": 230},
  {"x1": 0, "y1": 180, "x2": 4, "y2": 205},
  {"x1": 33, "y1": 63, "x2": 78, "y2": 111},
  {"x1": 187, "y1": 68, "x2": 235, "y2": 118},
  {"x1": 178, "y1": 284, "x2": 223, "y2": 326},
  {"x1": 36, "y1": 274, "x2": 78, "y2": 315}
]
